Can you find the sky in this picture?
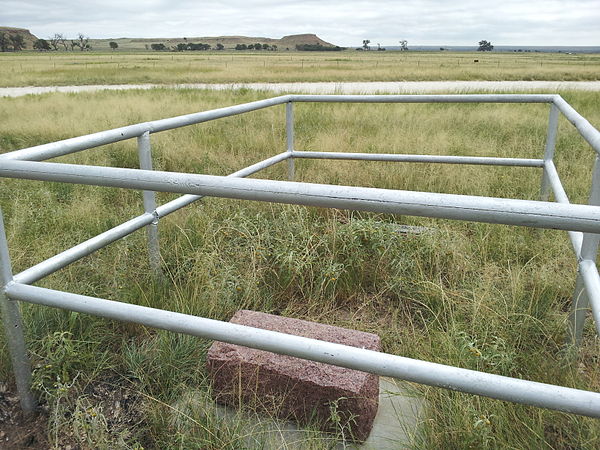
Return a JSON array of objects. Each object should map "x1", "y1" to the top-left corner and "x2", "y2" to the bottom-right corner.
[{"x1": 2, "y1": 0, "x2": 599, "y2": 47}]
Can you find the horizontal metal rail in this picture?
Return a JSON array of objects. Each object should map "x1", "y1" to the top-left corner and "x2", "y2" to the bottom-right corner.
[
  {"x1": 5, "y1": 282, "x2": 600, "y2": 418},
  {"x1": 13, "y1": 152, "x2": 290, "y2": 285},
  {"x1": 0, "y1": 94, "x2": 560, "y2": 164},
  {"x1": 13, "y1": 213, "x2": 155, "y2": 285},
  {"x1": 3, "y1": 160, "x2": 600, "y2": 234},
  {"x1": 291, "y1": 94, "x2": 557, "y2": 104},
  {"x1": 543, "y1": 160, "x2": 583, "y2": 257},
  {"x1": 0, "y1": 96, "x2": 292, "y2": 162},
  {"x1": 293, "y1": 151, "x2": 545, "y2": 167}
]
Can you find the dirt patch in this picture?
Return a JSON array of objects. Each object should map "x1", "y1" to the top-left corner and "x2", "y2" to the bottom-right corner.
[
  {"x1": 0, "y1": 374, "x2": 149, "y2": 449},
  {"x1": 81, "y1": 374, "x2": 146, "y2": 435},
  {"x1": 0, "y1": 383, "x2": 48, "y2": 449}
]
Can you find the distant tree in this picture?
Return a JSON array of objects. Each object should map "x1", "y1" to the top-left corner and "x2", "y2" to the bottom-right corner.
[
  {"x1": 271, "y1": 44, "x2": 277, "y2": 51},
  {"x1": 262, "y1": 43, "x2": 269, "y2": 50},
  {"x1": 399, "y1": 40, "x2": 408, "y2": 51},
  {"x1": 51, "y1": 33, "x2": 69, "y2": 51},
  {"x1": 151, "y1": 43, "x2": 166, "y2": 51},
  {"x1": 10, "y1": 34, "x2": 26, "y2": 51},
  {"x1": 216, "y1": 43, "x2": 224, "y2": 50},
  {"x1": 109, "y1": 41, "x2": 118, "y2": 51},
  {"x1": 362, "y1": 39, "x2": 370, "y2": 51},
  {"x1": 477, "y1": 40, "x2": 494, "y2": 51},
  {"x1": 235, "y1": 43, "x2": 247, "y2": 50},
  {"x1": 49, "y1": 35, "x2": 59, "y2": 50},
  {"x1": 71, "y1": 33, "x2": 91, "y2": 51},
  {"x1": 176, "y1": 43, "x2": 187, "y2": 51},
  {"x1": 34, "y1": 39, "x2": 51, "y2": 51},
  {"x1": 253, "y1": 43, "x2": 262, "y2": 50},
  {"x1": 0, "y1": 33, "x2": 9, "y2": 52}
]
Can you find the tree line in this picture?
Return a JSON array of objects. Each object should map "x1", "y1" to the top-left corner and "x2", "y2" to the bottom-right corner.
[{"x1": 0, "y1": 33, "x2": 93, "y2": 52}]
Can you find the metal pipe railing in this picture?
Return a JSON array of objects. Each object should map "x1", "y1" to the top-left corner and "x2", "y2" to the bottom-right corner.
[
  {"x1": 13, "y1": 152, "x2": 291, "y2": 285},
  {"x1": 290, "y1": 94, "x2": 557, "y2": 104},
  {"x1": 3, "y1": 160, "x2": 600, "y2": 234},
  {"x1": 6, "y1": 281, "x2": 600, "y2": 418},
  {"x1": 1, "y1": 93, "x2": 600, "y2": 421},
  {"x1": 293, "y1": 151, "x2": 545, "y2": 167}
]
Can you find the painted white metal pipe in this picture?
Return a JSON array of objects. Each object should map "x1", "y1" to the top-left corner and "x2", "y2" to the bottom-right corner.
[
  {"x1": 541, "y1": 104, "x2": 560, "y2": 200},
  {"x1": 13, "y1": 213, "x2": 156, "y2": 285},
  {"x1": 294, "y1": 151, "x2": 545, "y2": 167},
  {"x1": 137, "y1": 131, "x2": 162, "y2": 276},
  {"x1": 286, "y1": 101, "x2": 295, "y2": 181},
  {"x1": 3, "y1": 160, "x2": 600, "y2": 234},
  {"x1": 291, "y1": 94, "x2": 557, "y2": 104},
  {"x1": 5, "y1": 282, "x2": 600, "y2": 418},
  {"x1": 0, "y1": 212, "x2": 35, "y2": 414}
]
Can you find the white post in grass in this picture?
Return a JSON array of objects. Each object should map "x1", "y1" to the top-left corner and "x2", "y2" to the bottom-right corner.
[
  {"x1": 137, "y1": 131, "x2": 163, "y2": 277},
  {"x1": 286, "y1": 101, "x2": 295, "y2": 181},
  {"x1": 0, "y1": 209, "x2": 36, "y2": 415},
  {"x1": 541, "y1": 104, "x2": 559, "y2": 201}
]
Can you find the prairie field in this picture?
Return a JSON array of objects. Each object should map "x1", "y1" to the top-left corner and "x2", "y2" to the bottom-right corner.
[
  {"x1": 0, "y1": 88, "x2": 600, "y2": 448},
  {"x1": 1, "y1": 50, "x2": 600, "y2": 87}
]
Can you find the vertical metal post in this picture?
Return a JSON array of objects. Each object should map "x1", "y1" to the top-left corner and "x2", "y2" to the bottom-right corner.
[
  {"x1": 568, "y1": 155, "x2": 600, "y2": 346},
  {"x1": 286, "y1": 101, "x2": 295, "y2": 181},
  {"x1": 0, "y1": 209, "x2": 36, "y2": 415},
  {"x1": 541, "y1": 104, "x2": 559, "y2": 201},
  {"x1": 137, "y1": 131, "x2": 162, "y2": 276}
]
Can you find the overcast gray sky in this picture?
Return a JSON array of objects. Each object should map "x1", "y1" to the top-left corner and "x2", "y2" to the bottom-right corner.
[{"x1": 2, "y1": 0, "x2": 599, "y2": 47}]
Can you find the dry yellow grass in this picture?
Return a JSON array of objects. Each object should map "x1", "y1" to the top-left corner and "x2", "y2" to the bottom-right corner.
[{"x1": 1, "y1": 50, "x2": 599, "y2": 87}]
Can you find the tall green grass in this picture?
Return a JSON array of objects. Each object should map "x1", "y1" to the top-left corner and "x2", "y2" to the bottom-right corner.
[
  {"x1": 1, "y1": 51, "x2": 599, "y2": 87},
  {"x1": 0, "y1": 89, "x2": 599, "y2": 448}
]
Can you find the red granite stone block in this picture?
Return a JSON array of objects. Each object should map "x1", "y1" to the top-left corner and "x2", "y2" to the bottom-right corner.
[{"x1": 206, "y1": 310, "x2": 380, "y2": 441}]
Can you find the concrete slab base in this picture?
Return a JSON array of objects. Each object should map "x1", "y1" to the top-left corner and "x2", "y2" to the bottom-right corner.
[{"x1": 176, "y1": 377, "x2": 423, "y2": 449}]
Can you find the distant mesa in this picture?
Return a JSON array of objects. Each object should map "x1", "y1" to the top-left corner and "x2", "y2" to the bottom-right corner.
[
  {"x1": 0, "y1": 28, "x2": 338, "y2": 51},
  {"x1": 0, "y1": 27, "x2": 39, "y2": 48},
  {"x1": 101, "y1": 33, "x2": 337, "y2": 50}
]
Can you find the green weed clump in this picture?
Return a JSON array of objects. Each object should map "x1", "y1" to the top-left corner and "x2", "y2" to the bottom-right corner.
[{"x1": 0, "y1": 89, "x2": 599, "y2": 448}]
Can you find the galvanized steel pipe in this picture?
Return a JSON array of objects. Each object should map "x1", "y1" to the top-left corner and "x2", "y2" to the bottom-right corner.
[
  {"x1": 293, "y1": 151, "x2": 545, "y2": 167},
  {"x1": 291, "y1": 94, "x2": 557, "y2": 104},
  {"x1": 12, "y1": 153, "x2": 291, "y2": 285},
  {"x1": 5, "y1": 282, "x2": 600, "y2": 418},
  {"x1": 3, "y1": 160, "x2": 600, "y2": 234}
]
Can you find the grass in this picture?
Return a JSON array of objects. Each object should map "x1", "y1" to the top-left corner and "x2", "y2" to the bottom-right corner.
[
  {"x1": 0, "y1": 88, "x2": 599, "y2": 448},
  {"x1": 1, "y1": 50, "x2": 600, "y2": 87}
]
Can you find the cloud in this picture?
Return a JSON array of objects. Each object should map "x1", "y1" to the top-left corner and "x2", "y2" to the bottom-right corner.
[{"x1": 3, "y1": 0, "x2": 599, "y2": 46}]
